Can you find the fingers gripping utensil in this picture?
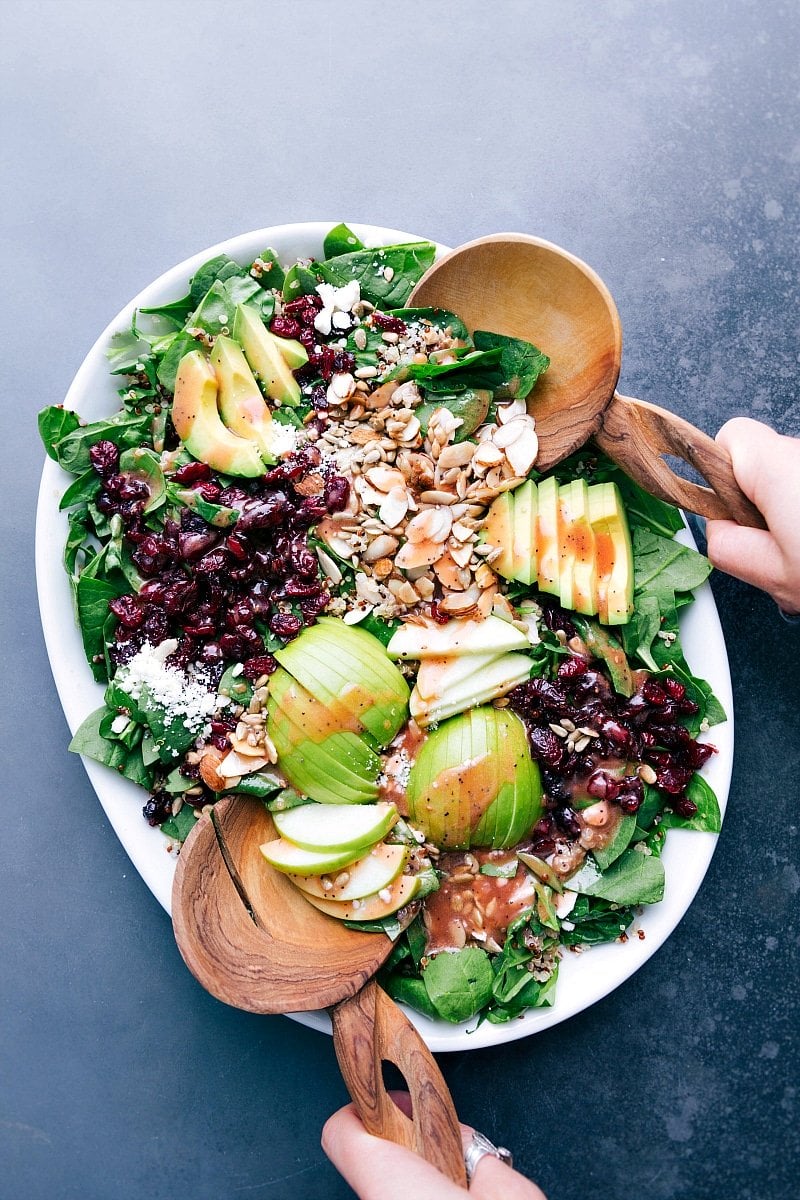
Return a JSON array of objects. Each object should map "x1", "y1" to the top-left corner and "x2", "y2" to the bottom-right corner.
[
  {"x1": 408, "y1": 232, "x2": 765, "y2": 528},
  {"x1": 172, "y1": 795, "x2": 467, "y2": 1187}
]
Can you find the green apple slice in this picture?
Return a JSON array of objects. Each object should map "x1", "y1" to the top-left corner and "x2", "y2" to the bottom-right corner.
[
  {"x1": 272, "y1": 801, "x2": 398, "y2": 854},
  {"x1": 302, "y1": 873, "x2": 421, "y2": 921},
  {"x1": 479, "y1": 490, "x2": 515, "y2": 580},
  {"x1": 512, "y1": 480, "x2": 537, "y2": 585},
  {"x1": 289, "y1": 843, "x2": 409, "y2": 900},
  {"x1": 558, "y1": 479, "x2": 599, "y2": 615},
  {"x1": 259, "y1": 838, "x2": 365, "y2": 876},
  {"x1": 536, "y1": 475, "x2": 560, "y2": 596},
  {"x1": 387, "y1": 615, "x2": 529, "y2": 660},
  {"x1": 410, "y1": 652, "x2": 532, "y2": 727}
]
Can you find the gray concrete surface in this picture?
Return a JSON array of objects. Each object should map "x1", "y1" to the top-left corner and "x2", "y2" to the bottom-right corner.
[{"x1": 2, "y1": 2, "x2": 798, "y2": 1197}]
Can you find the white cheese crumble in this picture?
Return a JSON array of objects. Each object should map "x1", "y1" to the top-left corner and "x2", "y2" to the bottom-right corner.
[
  {"x1": 116, "y1": 640, "x2": 227, "y2": 744},
  {"x1": 314, "y1": 280, "x2": 360, "y2": 336}
]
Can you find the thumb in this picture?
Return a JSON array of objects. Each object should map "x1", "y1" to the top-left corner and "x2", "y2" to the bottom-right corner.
[{"x1": 705, "y1": 519, "x2": 785, "y2": 597}]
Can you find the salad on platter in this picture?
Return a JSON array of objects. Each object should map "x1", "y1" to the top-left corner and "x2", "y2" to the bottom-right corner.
[{"x1": 39, "y1": 223, "x2": 726, "y2": 1028}]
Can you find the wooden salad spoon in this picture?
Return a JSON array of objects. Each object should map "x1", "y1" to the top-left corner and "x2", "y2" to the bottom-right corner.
[
  {"x1": 408, "y1": 232, "x2": 765, "y2": 528},
  {"x1": 172, "y1": 794, "x2": 467, "y2": 1187}
]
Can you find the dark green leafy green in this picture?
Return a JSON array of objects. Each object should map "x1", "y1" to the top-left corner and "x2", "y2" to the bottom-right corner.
[
  {"x1": 388, "y1": 307, "x2": 470, "y2": 341},
  {"x1": 472, "y1": 330, "x2": 550, "y2": 399},
  {"x1": 39, "y1": 406, "x2": 81, "y2": 460},
  {"x1": 323, "y1": 223, "x2": 366, "y2": 259},
  {"x1": 382, "y1": 974, "x2": 439, "y2": 1020},
  {"x1": 559, "y1": 895, "x2": 635, "y2": 946},
  {"x1": 660, "y1": 774, "x2": 721, "y2": 832},
  {"x1": 567, "y1": 847, "x2": 666, "y2": 905},
  {"x1": 317, "y1": 241, "x2": 436, "y2": 307},
  {"x1": 571, "y1": 616, "x2": 633, "y2": 696},
  {"x1": 253, "y1": 247, "x2": 285, "y2": 290},
  {"x1": 422, "y1": 947, "x2": 494, "y2": 1023},
  {"x1": 69, "y1": 707, "x2": 153, "y2": 789},
  {"x1": 58, "y1": 468, "x2": 101, "y2": 511},
  {"x1": 50, "y1": 410, "x2": 154, "y2": 475},
  {"x1": 592, "y1": 812, "x2": 637, "y2": 870},
  {"x1": 282, "y1": 262, "x2": 319, "y2": 300},
  {"x1": 160, "y1": 805, "x2": 199, "y2": 842}
]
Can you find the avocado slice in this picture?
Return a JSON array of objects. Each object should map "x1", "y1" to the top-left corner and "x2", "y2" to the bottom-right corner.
[
  {"x1": 588, "y1": 482, "x2": 634, "y2": 625},
  {"x1": 535, "y1": 475, "x2": 560, "y2": 596},
  {"x1": 211, "y1": 335, "x2": 277, "y2": 464},
  {"x1": 558, "y1": 479, "x2": 599, "y2": 616},
  {"x1": 511, "y1": 480, "x2": 537, "y2": 585},
  {"x1": 232, "y1": 304, "x2": 304, "y2": 407},
  {"x1": 171, "y1": 350, "x2": 266, "y2": 477},
  {"x1": 480, "y1": 490, "x2": 515, "y2": 580}
]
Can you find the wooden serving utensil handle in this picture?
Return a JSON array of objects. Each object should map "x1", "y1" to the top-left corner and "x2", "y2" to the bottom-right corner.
[
  {"x1": 596, "y1": 393, "x2": 766, "y2": 528},
  {"x1": 332, "y1": 980, "x2": 467, "y2": 1187}
]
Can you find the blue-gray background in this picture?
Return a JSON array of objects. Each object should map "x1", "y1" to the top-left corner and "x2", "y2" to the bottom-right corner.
[{"x1": 2, "y1": 2, "x2": 798, "y2": 1197}]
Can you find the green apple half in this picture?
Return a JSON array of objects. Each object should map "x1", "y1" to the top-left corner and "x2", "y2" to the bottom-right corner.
[
  {"x1": 406, "y1": 706, "x2": 543, "y2": 849},
  {"x1": 275, "y1": 616, "x2": 410, "y2": 748}
]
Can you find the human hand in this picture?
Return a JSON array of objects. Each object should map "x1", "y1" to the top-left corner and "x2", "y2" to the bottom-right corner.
[
  {"x1": 322, "y1": 1092, "x2": 548, "y2": 1198},
  {"x1": 705, "y1": 418, "x2": 800, "y2": 614}
]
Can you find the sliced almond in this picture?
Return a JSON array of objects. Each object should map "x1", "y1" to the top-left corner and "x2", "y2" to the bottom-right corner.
[
  {"x1": 362, "y1": 533, "x2": 400, "y2": 563},
  {"x1": 316, "y1": 546, "x2": 343, "y2": 585},
  {"x1": 355, "y1": 572, "x2": 383, "y2": 605},
  {"x1": 504, "y1": 427, "x2": 539, "y2": 476},
  {"x1": 492, "y1": 416, "x2": 531, "y2": 449},
  {"x1": 379, "y1": 486, "x2": 409, "y2": 529},
  {"x1": 438, "y1": 585, "x2": 481, "y2": 616},
  {"x1": 228, "y1": 734, "x2": 267, "y2": 758},
  {"x1": 451, "y1": 520, "x2": 476, "y2": 543},
  {"x1": 365, "y1": 379, "x2": 399, "y2": 409},
  {"x1": 419, "y1": 489, "x2": 458, "y2": 506},
  {"x1": 405, "y1": 506, "x2": 453, "y2": 544},
  {"x1": 496, "y1": 398, "x2": 528, "y2": 424},
  {"x1": 477, "y1": 583, "x2": 498, "y2": 618},
  {"x1": 437, "y1": 442, "x2": 476, "y2": 471},
  {"x1": 395, "y1": 539, "x2": 446, "y2": 570},
  {"x1": 472, "y1": 442, "x2": 505, "y2": 469},
  {"x1": 433, "y1": 551, "x2": 472, "y2": 590},
  {"x1": 343, "y1": 606, "x2": 372, "y2": 624},
  {"x1": 218, "y1": 749, "x2": 269, "y2": 778},
  {"x1": 449, "y1": 540, "x2": 474, "y2": 569},
  {"x1": 386, "y1": 578, "x2": 421, "y2": 606},
  {"x1": 365, "y1": 465, "x2": 406, "y2": 493}
]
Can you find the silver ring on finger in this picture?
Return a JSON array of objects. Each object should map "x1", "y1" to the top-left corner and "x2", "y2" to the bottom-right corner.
[{"x1": 464, "y1": 1131, "x2": 514, "y2": 1185}]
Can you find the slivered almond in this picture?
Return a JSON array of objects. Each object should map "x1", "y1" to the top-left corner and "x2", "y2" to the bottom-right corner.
[{"x1": 218, "y1": 749, "x2": 269, "y2": 778}]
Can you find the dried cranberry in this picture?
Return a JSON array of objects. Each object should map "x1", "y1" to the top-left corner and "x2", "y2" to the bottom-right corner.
[
  {"x1": 178, "y1": 527, "x2": 220, "y2": 561},
  {"x1": 194, "y1": 548, "x2": 230, "y2": 574},
  {"x1": 109, "y1": 595, "x2": 146, "y2": 629},
  {"x1": 269, "y1": 315, "x2": 302, "y2": 340},
  {"x1": 89, "y1": 440, "x2": 119, "y2": 477},
  {"x1": 641, "y1": 679, "x2": 669, "y2": 707},
  {"x1": 295, "y1": 496, "x2": 328, "y2": 525},
  {"x1": 269, "y1": 612, "x2": 302, "y2": 638},
  {"x1": 237, "y1": 493, "x2": 290, "y2": 533},
  {"x1": 672, "y1": 794, "x2": 698, "y2": 818},
  {"x1": 191, "y1": 480, "x2": 222, "y2": 503},
  {"x1": 284, "y1": 294, "x2": 322, "y2": 317},
  {"x1": 242, "y1": 654, "x2": 277, "y2": 680},
  {"x1": 324, "y1": 475, "x2": 350, "y2": 512},
  {"x1": 299, "y1": 590, "x2": 330, "y2": 619},
  {"x1": 655, "y1": 765, "x2": 693, "y2": 794},
  {"x1": 224, "y1": 534, "x2": 249, "y2": 560},
  {"x1": 689, "y1": 741, "x2": 716, "y2": 769},
  {"x1": 527, "y1": 726, "x2": 564, "y2": 768},
  {"x1": 586, "y1": 770, "x2": 622, "y2": 801},
  {"x1": 662, "y1": 677, "x2": 686, "y2": 702},
  {"x1": 173, "y1": 461, "x2": 211, "y2": 484},
  {"x1": 557, "y1": 655, "x2": 590, "y2": 680},
  {"x1": 290, "y1": 540, "x2": 319, "y2": 578},
  {"x1": 142, "y1": 791, "x2": 173, "y2": 826},
  {"x1": 371, "y1": 311, "x2": 407, "y2": 334}
]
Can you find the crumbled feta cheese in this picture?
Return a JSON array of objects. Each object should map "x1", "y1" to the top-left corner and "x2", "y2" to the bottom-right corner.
[
  {"x1": 314, "y1": 281, "x2": 360, "y2": 336},
  {"x1": 116, "y1": 640, "x2": 224, "y2": 743}
]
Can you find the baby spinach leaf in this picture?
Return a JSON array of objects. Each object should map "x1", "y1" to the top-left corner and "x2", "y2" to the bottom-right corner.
[
  {"x1": 253, "y1": 247, "x2": 285, "y2": 290},
  {"x1": 58, "y1": 468, "x2": 101, "y2": 511},
  {"x1": 282, "y1": 262, "x2": 319, "y2": 300},
  {"x1": 54, "y1": 410, "x2": 154, "y2": 475},
  {"x1": 106, "y1": 329, "x2": 153, "y2": 374},
  {"x1": 160, "y1": 805, "x2": 199, "y2": 842},
  {"x1": 156, "y1": 330, "x2": 196, "y2": 391},
  {"x1": 323, "y1": 223, "x2": 366, "y2": 259},
  {"x1": 567, "y1": 847, "x2": 666, "y2": 906},
  {"x1": 388, "y1": 307, "x2": 470, "y2": 340},
  {"x1": 38, "y1": 406, "x2": 81, "y2": 461},
  {"x1": 69, "y1": 707, "x2": 154, "y2": 788},
  {"x1": 559, "y1": 895, "x2": 635, "y2": 946},
  {"x1": 633, "y1": 527, "x2": 712, "y2": 596},
  {"x1": 660, "y1": 774, "x2": 721, "y2": 833},
  {"x1": 382, "y1": 974, "x2": 439, "y2": 1020},
  {"x1": 317, "y1": 241, "x2": 436, "y2": 308},
  {"x1": 592, "y1": 812, "x2": 637, "y2": 870},
  {"x1": 416, "y1": 391, "x2": 490, "y2": 441},
  {"x1": 422, "y1": 947, "x2": 494, "y2": 1023},
  {"x1": 572, "y1": 616, "x2": 634, "y2": 696},
  {"x1": 472, "y1": 330, "x2": 550, "y2": 399},
  {"x1": 76, "y1": 571, "x2": 125, "y2": 681},
  {"x1": 166, "y1": 484, "x2": 239, "y2": 528}
]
